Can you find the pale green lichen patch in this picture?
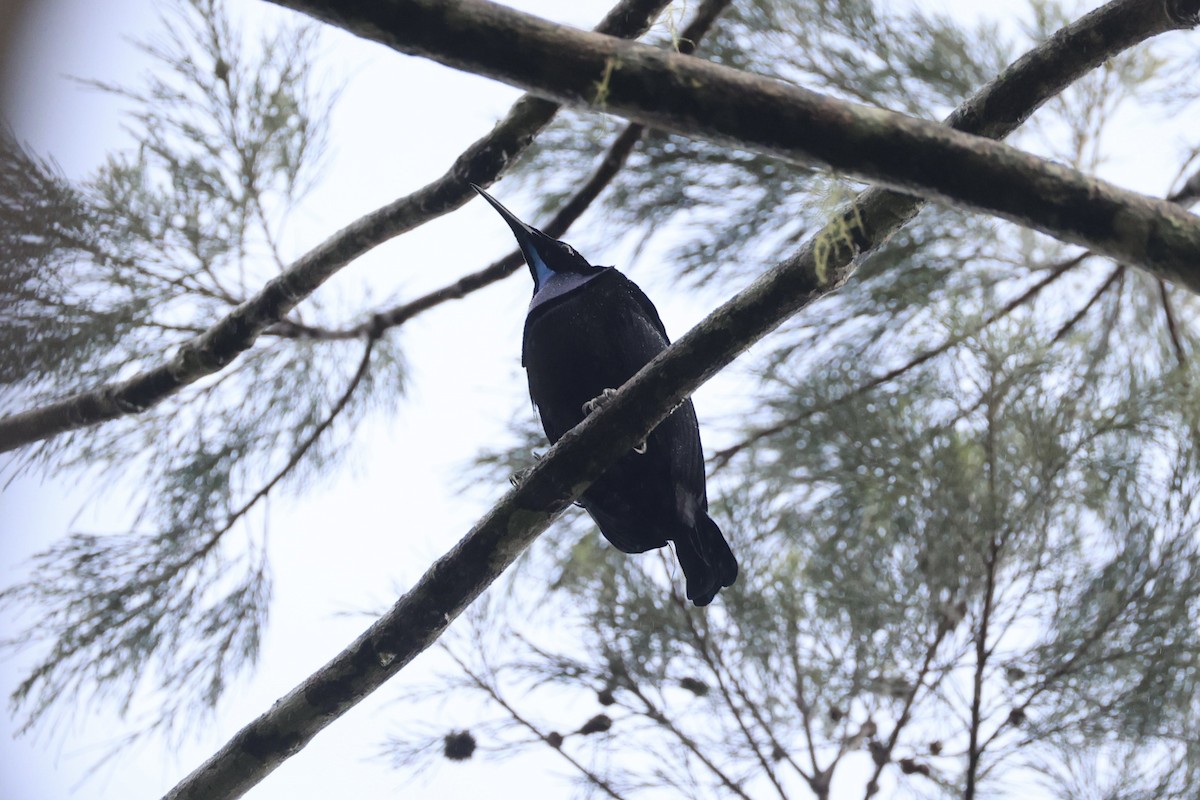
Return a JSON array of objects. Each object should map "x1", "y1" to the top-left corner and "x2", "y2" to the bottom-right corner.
[
  {"x1": 593, "y1": 55, "x2": 620, "y2": 108},
  {"x1": 813, "y1": 204, "x2": 866, "y2": 285}
]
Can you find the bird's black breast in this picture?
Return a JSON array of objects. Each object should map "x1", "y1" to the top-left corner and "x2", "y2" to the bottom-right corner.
[
  {"x1": 522, "y1": 268, "x2": 707, "y2": 553},
  {"x1": 522, "y1": 268, "x2": 669, "y2": 442}
]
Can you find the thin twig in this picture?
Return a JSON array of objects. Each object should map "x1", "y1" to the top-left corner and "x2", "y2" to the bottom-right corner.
[
  {"x1": 443, "y1": 648, "x2": 629, "y2": 800},
  {"x1": 976, "y1": 540, "x2": 1177, "y2": 755},
  {"x1": 860, "y1": 626, "x2": 948, "y2": 798},
  {"x1": 624, "y1": 680, "x2": 755, "y2": 800},
  {"x1": 965, "y1": 374, "x2": 1003, "y2": 800},
  {"x1": 674, "y1": 595, "x2": 792, "y2": 798},
  {"x1": 208, "y1": 332, "x2": 378, "y2": 548},
  {"x1": 1158, "y1": 278, "x2": 1188, "y2": 369},
  {"x1": 788, "y1": 632, "x2": 827, "y2": 782},
  {"x1": 723, "y1": 661, "x2": 814, "y2": 786},
  {"x1": 1049, "y1": 265, "x2": 1123, "y2": 344}
]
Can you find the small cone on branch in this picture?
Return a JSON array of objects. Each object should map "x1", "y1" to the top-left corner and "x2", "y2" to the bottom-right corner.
[
  {"x1": 579, "y1": 714, "x2": 613, "y2": 735},
  {"x1": 899, "y1": 758, "x2": 931, "y2": 776},
  {"x1": 442, "y1": 730, "x2": 476, "y2": 761}
]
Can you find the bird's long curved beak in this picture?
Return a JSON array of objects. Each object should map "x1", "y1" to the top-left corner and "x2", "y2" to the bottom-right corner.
[
  {"x1": 470, "y1": 183, "x2": 537, "y2": 243},
  {"x1": 471, "y1": 183, "x2": 556, "y2": 285}
]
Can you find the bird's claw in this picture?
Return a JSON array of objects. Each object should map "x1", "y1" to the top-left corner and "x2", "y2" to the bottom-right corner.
[
  {"x1": 509, "y1": 451, "x2": 545, "y2": 487},
  {"x1": 581, "y1": 387, "x2": 619, "y2": 417},
  {"x1": 582, "y1": 388, "x2": 647, "y2": 455}
]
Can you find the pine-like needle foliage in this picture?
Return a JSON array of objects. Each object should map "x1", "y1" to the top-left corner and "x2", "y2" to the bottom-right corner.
[{"x1": 1, "y1": 0, "x2": 405, "y2": 739}]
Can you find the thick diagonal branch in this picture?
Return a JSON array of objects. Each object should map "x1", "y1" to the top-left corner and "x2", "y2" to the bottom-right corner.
[
  {"x1": 270, "y1": 0, "x2": 1200, "y2": 291},
  {"x1": 161, "y1": 6, "x2": 1197, "y2": 797},
  {"x1": 0, "y1": 0, "x2": 670, "y2": 455}
]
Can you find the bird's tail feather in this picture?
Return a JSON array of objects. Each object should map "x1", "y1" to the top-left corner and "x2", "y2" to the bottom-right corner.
[{"x1": 674, "y1": 514, "x2": 737, "y2": 606}]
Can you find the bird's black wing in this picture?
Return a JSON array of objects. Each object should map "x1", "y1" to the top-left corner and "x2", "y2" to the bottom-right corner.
[
  {"x1": 609, "y1": 269, "x2": 670, "y2": 343},
  {"x1": 606, "y1": 270, "x2": 708, "y2": 505}
]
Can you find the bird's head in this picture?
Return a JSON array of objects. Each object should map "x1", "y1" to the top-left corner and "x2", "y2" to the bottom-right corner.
[{"x1": 471, "y1": 184, "x2": 595, "y2": 291}]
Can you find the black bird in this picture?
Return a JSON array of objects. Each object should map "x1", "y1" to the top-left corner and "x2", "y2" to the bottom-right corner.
[{"x1": 472, "y1": 184, "x2": 737, "y2": 606}]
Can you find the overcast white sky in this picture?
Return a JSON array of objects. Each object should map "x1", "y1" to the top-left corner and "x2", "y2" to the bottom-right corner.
[{"x1": 0, "y1": 1, "x2": 1195, "y2": 798}]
